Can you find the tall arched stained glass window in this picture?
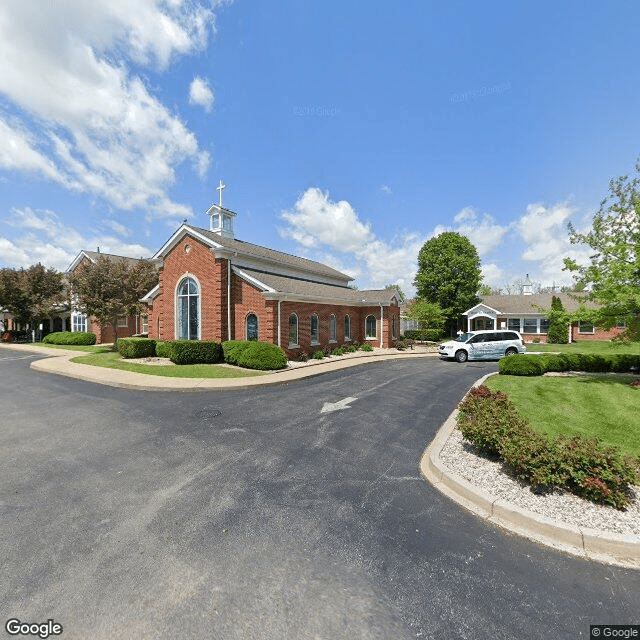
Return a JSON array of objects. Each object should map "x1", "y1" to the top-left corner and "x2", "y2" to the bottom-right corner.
[
  {"x1": 177, "y1": 277, "x2": 199, "y2": 340},
  {"x1": 288, "y1": 314, "x2": 298, "y2": 346},
  {"x1": 365, "y1": 314, "x2": 376, "y2": 339}
]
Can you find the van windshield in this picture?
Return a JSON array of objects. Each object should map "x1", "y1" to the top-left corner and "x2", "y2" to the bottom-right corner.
[{"x1": 455, "y1": 332, "x2": 472, "y2": 342}]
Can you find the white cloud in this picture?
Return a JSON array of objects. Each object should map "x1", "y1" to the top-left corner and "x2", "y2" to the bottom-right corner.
[
  {"x1": 514, "y1": 202, "x2": 592, "y2": 285},
  {"x1": 189, "y1": 76, "x2": 215, "y2": 112},
  {"x1": 280, "y1": 188, "x2": 425, "y2": 293},
  {"x1": 1, "y1": 207, "x2": 152, "y2": 270},
  {"x1": 0, "y1": 0, "x2": 224, "y2": 219}
]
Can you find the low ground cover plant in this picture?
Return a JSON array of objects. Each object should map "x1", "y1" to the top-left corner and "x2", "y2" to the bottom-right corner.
[
  {"x1": 361, "y1": 343, "x2": 373, "y2": 352},
  {"x1": 457, "y1": 386, "x2": 639, "y2": 509},
  {"x1": 117, "y1": 337, "x2": 156, "y2": 359},
  {"x1": 43, "y1": 331, "x2": 97, "y2": 345}
]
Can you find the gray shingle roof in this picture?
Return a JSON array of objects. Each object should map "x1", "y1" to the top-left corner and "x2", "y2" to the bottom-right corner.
[
  {"x1": 188, "y1": 225, "x2": 352, "y2": 282},
  {"x1": 235, "y1": 267, "x2": 398, "y2": 305},
  {"x1": 82, "y1": 251, "x2": 151, "y2": 268}
]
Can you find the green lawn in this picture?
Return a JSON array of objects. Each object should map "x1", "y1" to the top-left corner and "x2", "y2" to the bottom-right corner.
[
  {"x1": 526, "y1": 340, "x2": 640, "y2": 356},
  {"x1": 486, "y1": 374, "x2": 640, "y2": 457},
  {"x1": 71, "y1": 351, "x2": 267, "y2": 378}
]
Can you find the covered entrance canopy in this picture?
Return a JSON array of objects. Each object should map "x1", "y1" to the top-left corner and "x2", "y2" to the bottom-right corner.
[{"x1": 463, "y1": 303, "x2": 500, "y2": 332}]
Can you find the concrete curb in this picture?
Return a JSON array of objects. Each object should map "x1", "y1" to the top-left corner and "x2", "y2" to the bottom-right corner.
[
  {"x1": 2, "y1": 344, "x2": 438, "y2": 391},
  {"x1": 420, "y1": 373, "x2": 640, "y2": 569}
]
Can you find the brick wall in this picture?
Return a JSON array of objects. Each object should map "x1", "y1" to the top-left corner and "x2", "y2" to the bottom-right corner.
[{"x1": 149, "y1": 236, "x2": 228, "y2": 341}]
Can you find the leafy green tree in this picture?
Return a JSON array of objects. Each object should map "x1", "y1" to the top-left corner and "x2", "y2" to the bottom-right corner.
[
  {"x1": 69, "y1": 255, "x2": 158, "y2": 348},
  {"x1": 546, "y1": 295, "x2": 569, "y2": 344},
  {"x1": 405, "y1": 298, "x2": 445, "y2": 331},
  {"x1": 0, "y1": 264, "x2": 65, "y2": 331},
  {"x1": 414, "y1": 232, "x2": 481, "y2": 336},
  {"x1": 384, "y1": 283, "x2": 406, "y2": 301},
  {"x1": 477, "y1": 283, "x2": 493, "y2": 296},
  {"x1": 564, "y1": 161, "x2": 640, "y2": 341}
]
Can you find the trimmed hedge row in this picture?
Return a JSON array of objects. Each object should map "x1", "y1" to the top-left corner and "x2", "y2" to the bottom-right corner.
[
  {"x1": 402, "y1": 329, "x2": 442, "y2": 342},
  {"x1": 170, "y1": 340, "x2": 223, "y2": 365},
  {"x1": 222, "y1": 340, "x2": 287, "y2": 370},
  {"x1": 499, "y1": 353, "x2": 640, "y2": 376},
  {"x1": 43, "y1": 331, "x2": 97, "y2": 345},
  {"x1": 458, "y1": 386, "x2": 640, "y2": 509},
  {"x1": 155, "y1": 341, "x2": 173, "y2": 358},
  {"x1": 117, "y1": 337, "x2": 156, "y2": 358}
]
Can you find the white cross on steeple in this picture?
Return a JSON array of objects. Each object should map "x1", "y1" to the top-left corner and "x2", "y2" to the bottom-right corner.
[{"x1": 216, "y1": 179, "x2": 226, "y2": 207}]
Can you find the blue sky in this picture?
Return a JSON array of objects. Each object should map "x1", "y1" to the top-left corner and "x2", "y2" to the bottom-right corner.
[{"x1": 1, "y1": 0, "x2": 639, "y2": 296}]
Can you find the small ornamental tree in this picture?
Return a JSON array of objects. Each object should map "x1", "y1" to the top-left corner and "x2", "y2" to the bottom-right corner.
[
  {"x1": 69, "y1": 255, "x2": 158, "y2": 348},
  {"x1": 405, "y1": 298, "x2": 445, "y2": 332},
  {"x1": 546, "y1": 295, "x2": 569, "y2": 344}
]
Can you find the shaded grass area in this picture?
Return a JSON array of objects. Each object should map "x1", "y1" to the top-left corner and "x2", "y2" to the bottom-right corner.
[
  {"x1": 486, "y1": 374, "x2": 640, "y2": 457},
  {"x1": 527, "y1": 340, "x2": 640, "y2": 356},
  {"x1": 71, "y1": 351, "x2": 266, "y2": 378}
]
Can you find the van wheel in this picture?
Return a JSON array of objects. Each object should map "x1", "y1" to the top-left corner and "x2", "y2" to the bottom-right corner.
[
  {"x1": 455, "y1": 350, "x2": 468, "y2": 363},
  {"x1": 505, "y1": 347, "x2": 518, "y2": 356}
]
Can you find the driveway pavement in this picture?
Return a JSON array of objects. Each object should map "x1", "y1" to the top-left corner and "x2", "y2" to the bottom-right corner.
[{"x1": 1, "y1": 352, "x2": 638, "y2": 639}]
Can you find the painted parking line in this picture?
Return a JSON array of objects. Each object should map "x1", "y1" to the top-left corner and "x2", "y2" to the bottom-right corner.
[{"x1": 0, "y1": 354, "x2": 42, "y2": 361}]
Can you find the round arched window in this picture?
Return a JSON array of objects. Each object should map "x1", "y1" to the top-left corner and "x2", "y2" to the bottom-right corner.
[{"x1": 177, "y1": 277, "x2": 199, "y2": 340}]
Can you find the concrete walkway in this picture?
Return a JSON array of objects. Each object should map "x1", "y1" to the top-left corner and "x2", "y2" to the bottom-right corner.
[{"x1": 4, "y1": 341, "x2": 639, "y2": 568}]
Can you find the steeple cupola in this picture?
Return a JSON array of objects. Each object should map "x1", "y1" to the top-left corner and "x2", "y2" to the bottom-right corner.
[{"x1": 206, "y1": 179, "x2": 236, "y2": 239}]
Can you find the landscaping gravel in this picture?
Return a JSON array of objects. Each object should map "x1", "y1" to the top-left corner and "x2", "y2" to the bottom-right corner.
[{"x1": 439, "y1": 426, "x2": 640, "y2": 536}]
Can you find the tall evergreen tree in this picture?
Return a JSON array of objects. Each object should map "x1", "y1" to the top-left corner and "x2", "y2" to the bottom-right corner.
[{"x1": 546, "y1": 295, "x2": 569, "y2": 344}]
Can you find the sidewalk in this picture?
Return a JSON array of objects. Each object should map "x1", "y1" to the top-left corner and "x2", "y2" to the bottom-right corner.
[{"x1": 0, "y1": 342, "x2": 438, "y2": 391}]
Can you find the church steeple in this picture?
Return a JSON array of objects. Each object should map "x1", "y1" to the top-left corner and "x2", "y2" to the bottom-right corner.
[{"x1": 206, "y1": 179, "x2": 236, "y2": 238}]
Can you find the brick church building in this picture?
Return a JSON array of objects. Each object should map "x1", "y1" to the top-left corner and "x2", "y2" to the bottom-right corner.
[{"x1": 141, "y1": 195, "x2": 401, "y2": 358}]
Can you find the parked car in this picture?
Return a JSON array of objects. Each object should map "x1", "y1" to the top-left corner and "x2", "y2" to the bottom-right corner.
[{"x1": 438, "y1": 330, "x2": 526, "y2": 362}]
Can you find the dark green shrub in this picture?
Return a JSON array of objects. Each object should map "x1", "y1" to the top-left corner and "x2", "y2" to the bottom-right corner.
[
  {"x1": 457, "y1": 386, "x2": 640, "y2": 509},
  {"x1": 222, "y1": 340, "x2": 253, "y2": 365},
  {"x1": 155, "y1": 341, "x2": 173, "y2": 358},
  {"x1": 170, "y1": 340, "x2": 223, "y2": 365},
  {"x1": 331, "y1": 347, "x2": 345, "y2": 356},
  {"x1": 346, "y1": 345, "x2": 357, "y2": 353},
  {"x1": 312, "y1": 350, "x2": 324, "y2": 360},
  {"x1": 537, "y1": 354, "x2": 570, "y2": 373},
  {"x1": 394, "y1": 338, "x2": 415, "y2": 351},
  {"x1": 117, "y1": 337, "x2": 156, "y2": 359},
  {"x1": 42, "y1": 331, "x2": 97, "y2": 345},
  {"x1": 403, "y1": 329, "x2": 443, "y2": 341},
  {"x1": 498, "y1": 354, "x2": 544, "y2": 376},
  {"x1": 609, "y1": 354, "x2": 640, "y2": 373},
  {"x1": 361, "y1": 343, "x2": 374, "y2": 352},
  {"x1": 235, "y1": 341, "x2": 287, "y2": 370}
]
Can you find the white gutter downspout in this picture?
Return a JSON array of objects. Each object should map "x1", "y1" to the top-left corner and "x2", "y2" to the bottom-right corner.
[
  {"x1": 380, "y1": 304, "x2": 384, "y2": 348},
  {"x1": 227, "y1": 258, "x2": 232, "y2": 341},
  {"x1": 277, "y1": 299, "x2": 282, "y2": 347}
]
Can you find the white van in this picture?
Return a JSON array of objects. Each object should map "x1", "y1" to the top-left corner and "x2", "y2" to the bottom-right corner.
[{"x1": 438, "y1": 330, "x2": 526, "y2": 362}]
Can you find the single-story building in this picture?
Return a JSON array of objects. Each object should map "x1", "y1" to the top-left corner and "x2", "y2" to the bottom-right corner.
[
  {"x1": 141, "y1": 199, "x2": 401, "y2": 358},
  {"x1": 463, "y1": 292, "x2": 624, "y2": 343}
]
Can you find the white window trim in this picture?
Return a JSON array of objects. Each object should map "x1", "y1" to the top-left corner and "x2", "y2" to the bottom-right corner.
[
  {"x1": 329, "y1": 314, "x2": 337, "y2": 343},
  {"x1": 344, "y1": 314, "x2": 351, "y2": 341},
  {"x1": 288, "y1": 313, "x2": 299, "y2": 348},
  {"x1": 578, "y1": 321, "x2": 595, "y2": 334},
  {"x1": 365, "y1": 314, "x2": 377, "y2": 340},
  {"x1": 72, "y1": 312, "x2": 87, "y2": 333},
  {"x1": 310, "y1": 313, "x2": 320, "y2": 345},
  {"x1": 117, "y1": 316, "x2": 129, "y2": 328},
  {"x1": 174, "y1": 273, "x2": 202, "y2": 340}
]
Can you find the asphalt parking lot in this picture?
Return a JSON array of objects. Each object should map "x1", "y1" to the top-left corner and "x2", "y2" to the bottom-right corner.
[{"x1": 1, "y1": 353, "x2": 638, "y2": 639}]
